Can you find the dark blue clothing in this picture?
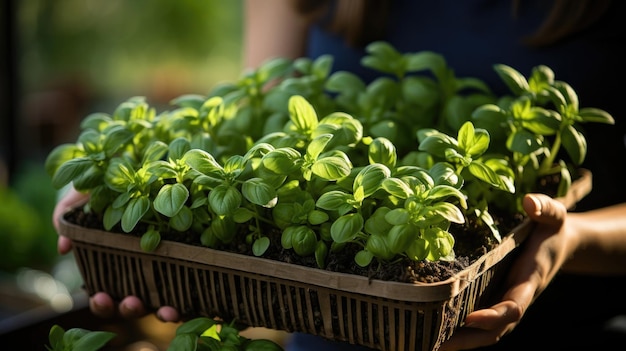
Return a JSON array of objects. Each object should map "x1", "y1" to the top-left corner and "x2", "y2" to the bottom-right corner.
[{"x1": 289, "y1": 0, "x2": 626, "y2": 350}]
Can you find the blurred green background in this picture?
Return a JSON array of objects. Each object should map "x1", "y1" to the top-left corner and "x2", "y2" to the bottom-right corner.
[{"x1": 1, "y1": 0, "x2": 244, "y2": 331}]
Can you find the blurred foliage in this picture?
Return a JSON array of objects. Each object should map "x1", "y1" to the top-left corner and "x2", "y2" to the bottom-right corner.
[
  {"x1": 18, "y1": 0, "x2": 244, "y2": 99},
  {"x1": 0, "y1": 162, "x2": 59, "y2": 272}
]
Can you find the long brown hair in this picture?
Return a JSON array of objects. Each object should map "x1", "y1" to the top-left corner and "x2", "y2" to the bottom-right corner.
[{"x1": 291, "y1": 0, "x2": 613, "y2": 48}]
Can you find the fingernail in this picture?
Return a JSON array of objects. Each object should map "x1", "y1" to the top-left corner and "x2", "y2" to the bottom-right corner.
[
  {"x1": 92, "y1": 301, "x2": 105, "y2": 312},
  {"x1": 121, "y1": 304, "x2": 136, "y2": 316}
]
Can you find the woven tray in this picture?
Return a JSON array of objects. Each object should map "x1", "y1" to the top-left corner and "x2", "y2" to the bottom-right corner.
[{"x1": 58, "y1": 169, "x2": 592, "y2": 351}]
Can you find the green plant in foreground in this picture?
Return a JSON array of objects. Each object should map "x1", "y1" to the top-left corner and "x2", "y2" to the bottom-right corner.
[
  {"x1": 46, "y1": 318, "x2": 284, "y2": 351},
  {"x1": 46, "y1": 324, "x2": 115, "y2": 351},
  {"x1": 168, "y1": 317, "x2": 284, "y2": 351},
  {"x1": 46, "y1": 41, "x2": 614, "y2": 271}
]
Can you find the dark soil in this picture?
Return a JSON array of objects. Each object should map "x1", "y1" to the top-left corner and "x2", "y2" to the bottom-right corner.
[{"x1": 65, "y1": 207, "x2": 523, "y2": 284}]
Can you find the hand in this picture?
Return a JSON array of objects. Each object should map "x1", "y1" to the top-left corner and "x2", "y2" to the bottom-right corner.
[
  {"x1": 439, "y1": 193, "x2": 571, "y2": 350},
  {"x1": 53, "y1": 187, "x2": 181, "y2": 322}
]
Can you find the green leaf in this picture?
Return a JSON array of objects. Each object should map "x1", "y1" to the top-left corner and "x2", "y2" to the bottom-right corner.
[
  {"x1": 183, "y1": 149, "x2": 223, "y2": 175},
  {"x1": 353, "y1": 163, "x2": 391, "y2": 197},
  {"x1": 325, "y1": 71, "x2": 366, "y2": 94},
  {"x1": 48, "y1": 325, "x2": 66, "y2": 350},
  {"x1": 405, "y1": 51, "x2": 446, "y2": 75},
  {"x1": 493, "y1": 64, "x2": 529, "y2": 95},
  {"x1": 167, "y1": 333, "x2": 198, "y2": 351},
  {"x1": 140, "y1": 227, "x2": 161, "y2": 252},
  {"x1": 168, "y1": 138, "x2": 192, "y2": 161},
  {"x1": 210, "y1": 216, "x2": 236, "y2": 243},
  {"x1": 142, "y1": 141, "x2": 169, "y2": 164},
  {"x1": 368, "y1": 137, "x2": 397, "y2": 168},
  {"x1": 316, "y1": 191, "x2": 352, "y2": 211},
  {"x1": 384, "y1": 208, "x2": 410, "y2": 226},
  {"x1": 51, "y1": 157, "x2": 93, "y2": 189},
  {"x1": 244, "y1": 339, "x2": 285, "y2": 351},
  {"x1": 365, "y1": 234, "x2": 394, "y2": 261},
  {"x1": 103, "y1": 205, "x2": 123, "y2": 231},
  {"x1": 430, "y1": 202, "x2": 465, "y2": 224},
  {"x1": 209, "y1": 184, "x2": 242, "y2": 216},
  {"x1": 170, "y1": 94, "x2": 206, "y2": 110},
  {"x1": 154, "y1": 183, "x2": 189, "y2": 217},
  {"x1": 423, "y1": 227, "x2": 455, "y2": 261},
  {"x1": 387, "y1": 224, "x2": 417, "y2": 254},
  {"x1": 291, "y1": 226, "x2": 317, "y2": 256},
  {"x1": 261, "y1": 148, "x2": 302, "y2": 175},
  {"x1": 428, "y1": 185, "x2": 467, "y2": 208},
  {"x1": 578, "y1": 107, "x2": 615, "y2": 124},
  {"x1": 103, "y1": 125, "x2": 134, "y2": 157},
  {"x1": 121, "y1": 196, "x2": 150, "y2": 233},
  {"x1": 313, "y1": 241, "x2": 328, "y2": 269},
  {"x1": 311, "y1": 156, "x2": 352, "y2": 180},
  {"x1": 252, "y1": 236, "x2": 271, "y2": 256},
  {"x1": 506, "y1": 130, "x2": 543, "y2": 155},
  {"x1": 71, "y1": 331, "x2": 117, "y2": 351},
  {"x1": 330, "y1": 213, "x2": 364, "y2": 243},
  {"x1": 45, "y1": 143, "x2": 83, "y2": 177},
  {"x1": 176, "y1": 317, "x2": 218, "y2": 336},
  {"x1": 418, "y1": 133, "x2": 458, "y2": 158},
  {"x1": 308, "y1": 210, "x2": 329, "y2": 225},
  {"x1": 364, "y1": 207, "x2": 393, "y2": 235},
  {"x1": 355, "y1": 249, "x2": 374, "y2": 267},
  {"x1": 170, "y1": 206, "x2": 193, "y2": 232},
  {"x1": 467, "y1": 161, "x2": 511, "y2": 192},
  {"x1": 233, "y1": 207, "x2": 255, "y2": 223},
  {"x1": 561, "y1": 124, "x2": 587, "y2": 165},
  {"x1": 288, "y1": 95, "x2": 318, "y2": 133},
  {"x1": 242, "y1": 178, "x2": 278, "y2": 208},
  {"x1": 307, "y1": 134, "x2": 333, "y2": 160}
]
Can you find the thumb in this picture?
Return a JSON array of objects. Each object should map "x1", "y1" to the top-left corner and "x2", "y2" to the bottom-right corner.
[{"x1": 522, "y1": 193, "x2": 566, "y2": 225}]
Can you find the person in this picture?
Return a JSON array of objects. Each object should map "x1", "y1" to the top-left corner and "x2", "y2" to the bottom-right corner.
[{"x1": 53, "y1": 0, "x2": 626, "y2": 350}]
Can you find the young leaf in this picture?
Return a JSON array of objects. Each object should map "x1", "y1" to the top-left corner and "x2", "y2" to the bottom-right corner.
[
  {"x1": 70, "y1": 331, "x2": 116, "y2": 351},
  {"x1": 253, "y1": 236, "x2": 271, "y2": 256},
  {"x1": 311, "y1": 156, "x2": 352, "y2": 180},
  {"x1": 242, "y1": 178, "x2": 278, "y2": 208},
  {"x1": 154, "y1": 183, "x2": 189, "y2": 217},
  {"x1": 51, "y1": 157, "x2": 94, "y2": 189},
  {"x1": 288, "y1": 95, "x2": 318, "y2": 133},
  {"x1": 121, "y1": 196, "x2": 150, "y2": 233},
  {"x1": 140, "y1": 227, "x2": 161, "y2": 252},
  {"x1": 209, "y1": 185, "x2": 242, "y2": 216},
  {"x1": 330, "y1": 213, "x2": 364, "y2": 243}
]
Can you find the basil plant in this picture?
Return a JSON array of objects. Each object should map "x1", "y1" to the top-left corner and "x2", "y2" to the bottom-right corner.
[{"x1": 46, "y1": 41, "x2": 613, "y2": 269}]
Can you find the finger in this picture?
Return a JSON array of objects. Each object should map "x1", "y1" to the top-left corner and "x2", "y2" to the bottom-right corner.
[
  {"x1": 463, "y1": 300, "x2": 522, "y2": 330},
  {"x1": 57, "y1": 235, "x2": 73, "y2": 255},
  {"x1": 156, "y1": 306, "x2": 181, "y2": 322},
  {"x1": 119, "y1": 296, "x2": 148, "y2": 318},
  {"x1": 523, "y1": 194, "x2": 566, "y2": 224},
  {"x1": 89, "y1": 292, "x2": 115, "y2": 318},
  {"x1": 440, "y1": 301, "x2": 521, "y2": 351},
  {"x1": 52, "y1": 188, "x2": 89, "y2": 230}
]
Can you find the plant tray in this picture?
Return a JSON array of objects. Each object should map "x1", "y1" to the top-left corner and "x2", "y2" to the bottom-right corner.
[{"x1": 58, "y1": 170, "x2": 592, "y2": 351}]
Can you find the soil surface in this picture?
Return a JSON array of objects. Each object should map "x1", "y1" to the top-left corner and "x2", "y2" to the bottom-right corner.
[{"x1": 65, "y1": 208, "x2": 523, "y2": 284}]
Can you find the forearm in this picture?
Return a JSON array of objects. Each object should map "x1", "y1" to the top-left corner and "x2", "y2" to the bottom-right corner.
[
  {"x1": 562, "y1": 202, "x2": 626, "y2": 275},
  {"x1": 243, "y1": 0, "x2": 309, "y2": 69}
]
